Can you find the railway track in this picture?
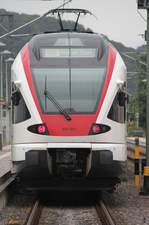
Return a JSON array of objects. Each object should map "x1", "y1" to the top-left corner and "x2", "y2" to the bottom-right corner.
[
  {"x1": 96, "y1": 201, "x2": 116, "y2": 225},
  {"x1": 25, "y1": 199, "x2": 42, "y2": 225},
  {"x1": 24, "y1": 198, "x2": 116, "y2": 225}
]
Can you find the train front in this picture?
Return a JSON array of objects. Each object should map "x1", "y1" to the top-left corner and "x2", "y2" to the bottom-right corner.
[{"x1": 11, "y1": 32, "x2": 127, "y2": 190}]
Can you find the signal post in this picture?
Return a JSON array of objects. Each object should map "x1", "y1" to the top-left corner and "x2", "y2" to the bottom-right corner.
[{"x1": 138, "y1": 0, "x2": 149, "y2": 195}]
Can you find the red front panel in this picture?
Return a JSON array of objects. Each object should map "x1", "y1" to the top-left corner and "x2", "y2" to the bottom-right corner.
[{"x1": 21, "y1": 45, "x2": 116, "y2": 136}]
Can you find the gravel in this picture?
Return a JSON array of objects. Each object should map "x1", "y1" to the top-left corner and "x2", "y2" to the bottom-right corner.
[
  {"x1": 39, "y1": 206, "x2": 102, "y2": 225},
  {"x1": 0, "y1": 193, "x2": 35, "y2": 225},
  {"x1": 102, "y1": 160, "x2": 149, "y2": 225}
]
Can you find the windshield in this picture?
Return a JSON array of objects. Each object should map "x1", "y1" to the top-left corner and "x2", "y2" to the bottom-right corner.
[{"x1": 32, "y1": 68, "x2": 106, "y2": 114}]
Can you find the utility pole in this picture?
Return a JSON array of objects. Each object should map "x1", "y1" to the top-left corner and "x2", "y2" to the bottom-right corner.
[
  {"x1": 0, "y1": 13, "x2": 14, "y2": 31},
  {"x1": 137, "y1": 0, "x2": 149, "y2": 195}
]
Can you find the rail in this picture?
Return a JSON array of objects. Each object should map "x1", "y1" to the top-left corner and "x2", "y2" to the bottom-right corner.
[
  {"x1": 25, "y1": 199, "x2": 42, "y2": 225},
  {"x1": 96, "y1": 200, "x2": 116, "y2": 225}
]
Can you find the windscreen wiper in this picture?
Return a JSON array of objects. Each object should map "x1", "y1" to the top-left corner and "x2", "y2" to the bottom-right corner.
[{"x1": 44, "y1": 90, "x2": 72, "y2": 121}]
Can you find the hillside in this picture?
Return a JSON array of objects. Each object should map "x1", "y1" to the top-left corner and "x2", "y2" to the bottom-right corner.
[{"x1": 0, "y1": 9, "x2": 143, "y2": 93}]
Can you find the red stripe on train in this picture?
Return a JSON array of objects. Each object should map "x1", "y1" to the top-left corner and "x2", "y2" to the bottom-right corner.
[{"x1": 21, "y1": 45, "x2": 116, "y2": 136}]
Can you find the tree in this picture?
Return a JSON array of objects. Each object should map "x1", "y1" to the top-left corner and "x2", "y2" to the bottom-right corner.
[{"x1": 138, "y1": 53, "x2": 147, "y2": 130}]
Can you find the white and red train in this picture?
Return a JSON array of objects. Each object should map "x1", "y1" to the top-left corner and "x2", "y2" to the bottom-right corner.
[{"x1": 11, "y1": 15, "x2": 127, "y2": 190}]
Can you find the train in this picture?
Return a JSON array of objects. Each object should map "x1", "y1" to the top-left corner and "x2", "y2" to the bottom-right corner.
[{"x1": 11, "y1": 9, "x2": 127, "y2": 191}]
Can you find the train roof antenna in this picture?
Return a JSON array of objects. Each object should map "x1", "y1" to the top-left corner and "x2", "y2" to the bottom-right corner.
[
  {"x1": 74, "y1": 12, "x2": 80, "y2": 31},
  {"x1": 58, "y1": 11, "x2": 64, "y2": 30}
]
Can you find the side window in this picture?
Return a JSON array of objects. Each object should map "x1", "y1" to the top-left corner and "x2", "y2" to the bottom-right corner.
[
  {"x1": 108, "y1": 91, "x2": 126, "y2": 123},
  {"x1": 12, "y1": 83, "x2": 31, "y2": 124}
]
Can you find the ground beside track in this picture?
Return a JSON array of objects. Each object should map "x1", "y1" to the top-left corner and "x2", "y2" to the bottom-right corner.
[
  {"x1": 102, "y1": 160, "x2": 149, "y2": 225},
  {"x1": 0, "y1": 192, "x2": 36, "y2": 225}
]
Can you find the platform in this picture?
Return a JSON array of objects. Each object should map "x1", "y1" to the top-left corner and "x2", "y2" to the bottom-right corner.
[
  {"x1": 0, "y1": 145, "x2": 15, "y2": 195},
  {"x1": 0, "y1": 145, "x2": 12, "y2": 178}
]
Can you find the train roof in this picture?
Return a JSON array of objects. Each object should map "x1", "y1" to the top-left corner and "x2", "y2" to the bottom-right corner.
[
  {"x1": 27, "y1": 32, "x2": 110, "y2": 67},
  {"x1": 28, "y1": 32, "x2": 108, "y2": 49}
]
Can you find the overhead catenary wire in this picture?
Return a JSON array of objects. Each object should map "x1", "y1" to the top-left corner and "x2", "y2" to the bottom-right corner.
[
  {"x1": 10, "y1": 33, "x2": 36, "y2": 37},
  {"x1": 63, "y1": 0, "x2": 66, "y2": 9},
  {"x1": 121, "y1": 52, "x2": 147, "y2": 67},
  {"x1": 127, "y1": 71, "x2": 147, "y2": 74},
  {"x1": 0, "y1": 0, "x2": 72, "y2": 40}
]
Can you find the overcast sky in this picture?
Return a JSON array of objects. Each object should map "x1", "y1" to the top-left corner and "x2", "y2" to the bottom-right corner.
[{"x1": 0, "y1": 0, "x2": 147, "y2": 48}]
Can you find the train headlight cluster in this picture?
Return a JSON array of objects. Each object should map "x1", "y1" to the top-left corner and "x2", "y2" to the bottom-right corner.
[
  {"x1": 37, "y1": 124, "x2": 47, "y2": 134},
  {"x1": 89, "y1": 124, "x2": 111, "y2": 135},
  {"x1": 28, "y1": 124, "x2": 49, "y2": 135}
]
